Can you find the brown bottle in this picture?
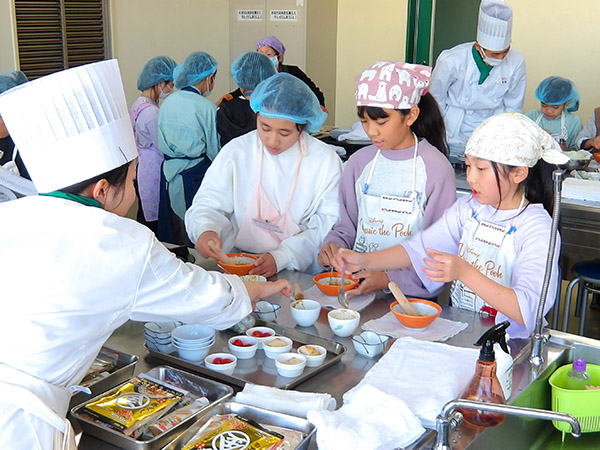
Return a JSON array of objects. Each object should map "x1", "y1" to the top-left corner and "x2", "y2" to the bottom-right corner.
[{"x1": 459, "y1": 321, "x2": 510, "y2": 427}]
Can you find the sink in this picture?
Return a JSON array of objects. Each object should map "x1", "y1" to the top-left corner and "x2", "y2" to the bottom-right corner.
[{"x1": 461, "y1": 331, "x2": 600, "y2": 450}]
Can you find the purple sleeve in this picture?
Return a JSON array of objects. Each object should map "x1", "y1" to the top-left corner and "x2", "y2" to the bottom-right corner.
[{"x1": 323, "y1": 147, "x2": 377, "y2": 250}]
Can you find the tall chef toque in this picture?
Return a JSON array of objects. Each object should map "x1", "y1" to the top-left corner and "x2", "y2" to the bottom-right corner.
[
  {"x1": 477, "y1": 0, "x2": 513, "y2": 52},
  {"x1": 0, "y1": 60, "x2": 137, "y2": 193}
]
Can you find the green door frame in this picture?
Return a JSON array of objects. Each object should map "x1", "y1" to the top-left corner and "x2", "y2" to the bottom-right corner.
[{"x1": 406, "y1": 0, "x2": 434, "y2": 65}]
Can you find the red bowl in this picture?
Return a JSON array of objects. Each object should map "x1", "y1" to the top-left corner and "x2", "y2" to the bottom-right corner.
[
  {"x1": 593, "y1": 152, "x2": 600, "y2": 164},
  {"x1": 313, "y1": 271, "x2": 359, "y2": 297},
  {"x1": 217, "y1": 253, "x2": 257, "y2": 275},
  {"x1": 390, "y1": 298, "x2": 442, "y2": 329}
]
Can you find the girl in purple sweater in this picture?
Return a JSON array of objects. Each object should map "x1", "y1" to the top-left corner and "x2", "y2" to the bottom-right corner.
[{"x1": 318, "y1": 62, "x2": 456, "y2": 299}]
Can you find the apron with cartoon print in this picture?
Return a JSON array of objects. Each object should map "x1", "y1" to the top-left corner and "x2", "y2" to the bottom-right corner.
[
  {"x1": 353, "y1": 133, "x2": 425, "y2": 253},
  {"x1": 234, "y1": 135, "x2": 305, "y2": 253},
  {"x1": 449, "y1": 196, "x2": 525, "y2": 315}
]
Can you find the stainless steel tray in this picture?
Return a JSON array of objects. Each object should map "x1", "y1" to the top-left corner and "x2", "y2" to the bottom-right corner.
[
  {"x1": 70, "y1": 365, "x2": 233, "y2": 450},
  {"x1": 69, "y1": 346, "x2": 138, "y2": 409},
  {"x1": 163, "y1": 401, "x2": 315, "y2": 450},
  {"x1": 145, "y1": 320, "x2": 346, "y2": 389}
]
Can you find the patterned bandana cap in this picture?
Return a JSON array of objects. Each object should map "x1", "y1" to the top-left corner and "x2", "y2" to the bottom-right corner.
[
  {"x1": 465, "y1": 112, "x2": 570, "y2": 167},
  {"x1": 355, "y1": 62, "x2": 431, "y2": 109}
]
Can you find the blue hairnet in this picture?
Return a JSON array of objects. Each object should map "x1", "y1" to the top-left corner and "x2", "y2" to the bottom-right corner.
[
  {"x1": 137, "y1": 56, "x2": 177, "y2": 91},
  {"x1": 535, "y1": 76, "x2": 579, "y2": 112},
  {"x1": 250, "y1": 73, "x2": 326, "y2": 132},
  {"x1": 231, "y1": 52, "x2": 277, "y2": 92},
  {"x1": 0, "y1": 71, "x2": 28, "y2": 94},
  {"x1": 173, "y1": 51, "x2": 218, "y2": 89}
]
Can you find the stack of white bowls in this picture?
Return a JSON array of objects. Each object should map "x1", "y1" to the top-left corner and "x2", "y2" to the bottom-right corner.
[
  {"x1": 171, "y1": 324, "x2": 216, "y2": 362},
  {"x1": 143, "y1": 321, "x2": 181, "y2": 353}
]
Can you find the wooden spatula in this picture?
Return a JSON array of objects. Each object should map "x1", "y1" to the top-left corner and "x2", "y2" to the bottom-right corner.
[
  {"x1": 207, "y1": 240, "x2": 236, "y2": 265},
  {"x1": 388, "y1": 282, "x2": 420, "y2": 316}
]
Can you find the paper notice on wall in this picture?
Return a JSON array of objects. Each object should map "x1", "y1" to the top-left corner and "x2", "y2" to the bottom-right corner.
[
  {"x1": 270, "y1": 10, "x2": 298, "y2": 21},
  {"x1": 238, "y1": 10, "x2": 263, "y2": 21}
]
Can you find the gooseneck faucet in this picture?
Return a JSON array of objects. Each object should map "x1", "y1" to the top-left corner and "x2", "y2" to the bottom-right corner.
[
  {"x1": 530, "y1": 169, "x2": 564, "y2": 367},
  {"x1": 434, "y1": 398, "x2": 581, "y2": 450}
]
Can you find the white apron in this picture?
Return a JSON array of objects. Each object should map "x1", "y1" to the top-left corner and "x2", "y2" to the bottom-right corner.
[
  {"x1": 535, "y1": 111, "x2": 567, "y2": 145},
  {"x1": 449, "y1": 197, "x2": 525, "y2": 316},
  {"x1": 353, "y1": 133, "x2": 425, "y2": 253},
  {"x1": 0, "y1": 364, "x2": 77, "y2": 450},
  {"x1": 234, "y1": 135, "x2": 304, "y2": 253}
]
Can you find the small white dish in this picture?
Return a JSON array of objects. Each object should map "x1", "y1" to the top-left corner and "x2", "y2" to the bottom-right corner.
[
  {"x1": 352, "y1": 331, "x2": 390, "y2": 358},
  {"x1": 290, "y1": 299, "x2": 321, "y2": 327},
  {"x1": 228, "y1": 335, "x2": 258, "y2": 359},
  {"x1": 262, "y1": 336, "x2": 293, "y2": 359},
  {"x1": 298, "y1": 344, "x2": 327, "y2": 367},
  {"x1": 245, "y1": 326, "x2": 275, "y2": 349},
  {"x1": 254, "y1": 301, "x2": 281, "y2": 322},
  {"x1": 204, "y1": 353, "x2": 237, "y2": 376},
  {"x1": 327, "y1": 309, "x2": 360, "y2": 338},
  {"x1": 275, "y1": 352, "x2": 307, "y2": 377},
  {"x1": 240, "y1": 275, "x2": 267, "y2": 282}
]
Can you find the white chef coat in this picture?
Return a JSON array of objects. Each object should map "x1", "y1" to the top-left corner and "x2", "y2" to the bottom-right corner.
[
  {"x1": 429, "y1": 42, "x2": 527, "y2": 155},
  {"x1": 185, "y1": 131, "x2": 343, "y2": 274},
  {"x1": 0, "y1": 195, "x2": 252, "y2": 449}
]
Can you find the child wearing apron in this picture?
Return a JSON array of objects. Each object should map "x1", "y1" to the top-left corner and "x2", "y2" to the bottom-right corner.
[
  {"x1": 318, "y1": 62, "x2": 456, "y2": 300},
  {"x1": 186, "y1": 73, "x2": 343, "y2": 277},
  {"x1": 334, "y1": 113, "x2": 569, "y2": 338}
]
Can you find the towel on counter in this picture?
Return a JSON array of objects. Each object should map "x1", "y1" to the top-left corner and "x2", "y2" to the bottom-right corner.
[
  {"x1": 307, "y1": 384, "x2": 424, "y2": 450},
  {"x1": 235, "y1": 384, "x2": 336, "y2": 419},
  {"x1": 335, "y1": 121, "x2": 371, "y2": 142},
  {"x1": 362, "y1": 311, "x2": 468, "y2": 342},
  {"x1": 303, "y1": 285, "x2": 375, "y2": 312},
  {"x1": 343, "y1": 337, "x2": 479, "y2": 428}
]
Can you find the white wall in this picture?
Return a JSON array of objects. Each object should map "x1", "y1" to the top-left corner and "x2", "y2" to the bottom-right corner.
[{"x1": 0, "y1": 1, "x2": 17, "y2": 72}]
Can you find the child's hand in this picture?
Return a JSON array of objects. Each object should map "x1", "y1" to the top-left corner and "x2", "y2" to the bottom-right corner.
[
  {"x1": 249, "y1": 253, "x2": 277, "y2": 278},
  {"x1": 332, "y1": 248, "x2": 364, "y2": 274},
  {"x1": 346, "y1": 270, "x2": 389, "y2": 299},
  {"x1": 243, "y1": 279, "x2": 292, "y2": 302},
  {"x1": 422, "y1": 248, "x2": 468, "y2": 283},
  {"x1": 318, "y1": 242, "x2": 340, "y2": 267},
  {"x1": 195, "y1": 231, "x2": 222, "y2": 260}
]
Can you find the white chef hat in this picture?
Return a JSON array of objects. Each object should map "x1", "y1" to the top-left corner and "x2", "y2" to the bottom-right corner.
[
  {"x1": 477, "y1": 0, "x2": 513, "y2": 52},
  {"x1": 0, "y1": 60, "x2": 137, "y2": 193},
  {"x1": 465, "y1": 113, "x2": 570, "y2": 167}
]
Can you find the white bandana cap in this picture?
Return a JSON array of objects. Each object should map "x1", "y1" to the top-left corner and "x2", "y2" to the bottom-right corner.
[{"x1": 465, "y1": 113, "x2": 570, "y2": 167}]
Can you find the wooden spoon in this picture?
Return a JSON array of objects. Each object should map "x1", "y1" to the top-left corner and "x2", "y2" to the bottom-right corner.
[
  {"x1": 388, "y1": 282, "x2": 420, "y2": 316},
  {"x1": 294, "y1": 282, "x2": 304, "y2": 301},
  {"x1": 207, "y1": 240, "x2": 236, "y2": 265}
]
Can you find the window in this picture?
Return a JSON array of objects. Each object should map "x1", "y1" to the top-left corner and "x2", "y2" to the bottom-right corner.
[{"x1": 14, "y1": 0, "x2": 110, "y2": 79}]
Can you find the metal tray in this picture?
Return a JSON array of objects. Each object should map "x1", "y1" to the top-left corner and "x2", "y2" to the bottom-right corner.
[
  {"x1": 145, "y1": 320, "x2": 346, "y2": 389},
  {"x1": 70, "y1": 365, "x2": 233, "y2": 450},
  {"x1": 69, "y1": 346, "x2": 138, "y2": 409},
  {"x1": 163, "y1": 401, "x2": 315, "y2": 450}
]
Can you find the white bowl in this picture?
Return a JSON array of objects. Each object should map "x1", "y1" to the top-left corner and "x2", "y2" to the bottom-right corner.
[
  {"x1": 245, "y1": 326, "x2": 275, "y2": 349},
  {"x1": 145, "y1": 339, "x2": 176, "y2": 354},
  {"x1": 143, "y1": 321, "x2": 182, "y2": 339},
  {"x1": 290, "y1": 299, "x2": 321, "y2": 327},
  {"x1": 171, "y1": 324, "x2": 215, "y2": 343},
  {"x1": 352, "y1": 331, "x2": 390, "y2": 358},
  {"x1": 171, "y1": 335, "x2": 215, "y2": 348},
  {"x1": 204, "y1": 353, "x2": 237, "y2": 376},
  {"x1": 240, "y1": 275, "x2": 267, "y2": 282},
  {"x1": 327, "y1": 309, "x2": 360, "y2": 338},
  {"x1": 144, "y1": 332, "x2": 172, "y2": 345},
  {"x1": 228, "y1": 335, "x2": 258, "y2": 359},
  {"x1": 262, "y1": 336, "x2": 293, "y2": 359},
  {"x1": 254, "y1": 301, "x2": 281, "y2": 322},
  {"x1": 275, "y1": 352, "x2": 307, "y2": 377},
  {"x1": 297, "y1": 344, "x2": 327, "y2": 367},
  {"x1": 176, "y1": 345, "x2": 212, "y2": 362}
]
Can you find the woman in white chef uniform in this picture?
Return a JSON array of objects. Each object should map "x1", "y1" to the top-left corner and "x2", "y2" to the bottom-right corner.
[
  {"x1": 429, "y1": 0, "x2": 527, "y2": 163},
  {"x1": 0, "y1": 60, "x2": 291, "y2": 449},
  {"x1": 186, "y1": 73, "x2": 342, "y2": 277}
]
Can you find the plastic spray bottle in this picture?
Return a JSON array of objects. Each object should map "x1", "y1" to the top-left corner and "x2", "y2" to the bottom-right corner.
[{"x1": 460, "y1": 321, "x2": 511, "y2": 427}]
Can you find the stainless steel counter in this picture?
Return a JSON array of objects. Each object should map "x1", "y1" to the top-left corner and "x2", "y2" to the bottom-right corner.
[{"x1": 76, "y1": 269, "x2": 532, "y2": 449}]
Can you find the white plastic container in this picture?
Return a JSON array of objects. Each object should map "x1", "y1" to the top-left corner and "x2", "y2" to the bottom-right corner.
[{"x1": 495, "y1": 342, "x2": 513, "y2": 400}]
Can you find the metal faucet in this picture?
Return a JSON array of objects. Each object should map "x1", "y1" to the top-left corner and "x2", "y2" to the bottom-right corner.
[
  {"x1": 530, "y1": 169, "x2": 564, "y2": 367},
  {"x1": 434, "y1": 398, "x2": 581, "y2": 450}
]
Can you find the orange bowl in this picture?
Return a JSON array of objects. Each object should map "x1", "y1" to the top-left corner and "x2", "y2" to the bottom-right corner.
[
  {"x1": 390, "y1": 298, "x2": 442, "y2": 329},
  {"x1": 217, "y1": 253, "x2": 257, "y2": 276},
  {"x1": 593, "y1": 152, "x2": 600, "y2": 164},
  {"x1": 313, "y1": 271, "x2": 359, "y2": 297}
]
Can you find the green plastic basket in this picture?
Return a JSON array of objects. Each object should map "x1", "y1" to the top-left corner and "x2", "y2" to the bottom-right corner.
[{"x1": 548, "y1": 363, "x2": 600, "y2": 435}]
